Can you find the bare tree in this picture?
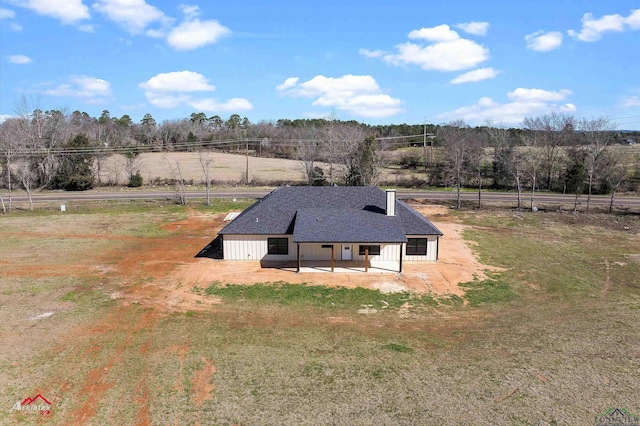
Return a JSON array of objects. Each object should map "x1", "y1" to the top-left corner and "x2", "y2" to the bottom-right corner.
[
  {"x1": 123, "y1": 150, "x2": 143, "y2": 185},
  {"x1": 14, "y1": 99, "x2": 71, "y2": 189},
  {"x1": 438, "y1": 120, "x2": 471, "y2": 209},
  {"x1": 466, "y1": 131, "x2": 486, "y2": 208},
  {"x1": 296, "y1": 138, "x2": 321, "y2": 186},
  {"x1": 16, "y1": 162, "x2": 35, "y2": 211},
  {"x1": 333, "y1": 123, "x2": 366, "y2": 184},
  {"x1": 579, "y1": 117, "x2": 616, "y2": 212},
  {"x1": 0, "y1": 118, "x2": 20, "y2": 212},
  {"x1": 521, "y1": 117, "x2": 546, "y2": 211},
  {"x1": 506, "y1": 148, "x2": 525, "y2": 210},
  {"x1": 320, "y1": 118, "x2": 342, "y2": 185},
  {"x1": 199, "y1": 151, "x2": 214, "y2": 205},
  {"x1": 530, "y1": 113, "x2": 576, "y2": 190},
  {"x1": 599, "y1": 149, "x2": 628, "y2": 213},
  {"x1": 0, "y1": 156, "x2": 6, "y2": 213},
  {"x1": 166, "y1": 158, "x2": 187, "y2": 205}
]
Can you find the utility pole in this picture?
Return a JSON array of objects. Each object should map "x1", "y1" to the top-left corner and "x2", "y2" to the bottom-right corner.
[
  {"x1": 423, "y1": 118, "x2": 428, "y2": 172},
  {"x1": 245, "y1": 140, "x2": 249, "y2": 184}
]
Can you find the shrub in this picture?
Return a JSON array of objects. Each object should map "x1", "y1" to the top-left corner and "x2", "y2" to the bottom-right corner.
[{"x1": 128, "y1": 173, "x2": 143, "y2": 187}]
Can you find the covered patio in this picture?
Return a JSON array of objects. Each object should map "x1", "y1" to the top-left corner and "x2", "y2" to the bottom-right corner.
[{"x1": 260, "y1": 260, "x2": 401, "y2": 274}]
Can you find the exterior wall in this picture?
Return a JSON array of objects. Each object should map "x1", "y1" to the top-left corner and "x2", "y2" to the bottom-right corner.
[
  {"x1": 299, "y1": 243, "x2": 401, "y2": 262},
  {"x1": 223, "y1": 235, "x2": 296, "y2": 261},
  {"x1": 299, "y1": 243, "x2": 330, "y2": 261},
  {"x1": 222, "y1": 240, "x2": 408, "y2": 266},
  {"x1": 353, "y1": 243, "x2": 401, "y2": 269},
  {"x1": 403, "y1": 235, "x2": 439, "y2": 261},
  {"x1": 223, "y1": 235, "x2": 439, "y2": 262}
]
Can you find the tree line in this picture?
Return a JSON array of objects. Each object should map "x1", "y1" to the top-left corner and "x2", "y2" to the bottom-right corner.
[
  {"x1": 434, "y1": 116, "x2": 638, "y2": 213},
  {"x1": 0, "y1": 104, "x2": 638, "y2": 213}
]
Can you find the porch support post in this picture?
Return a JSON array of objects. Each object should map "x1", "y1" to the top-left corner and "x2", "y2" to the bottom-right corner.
[
  {"x1": 399, "y1": 243, "x2": 403, "y2": 273},
  {"x1": 365, "y1": 246, "x2": 369, "y2": 272},
  {"x1": 331, "y1": 245, "x2": 335, "y2": 272},
  {"x1": 297, "y1": 243, "x2": 300, "y2": 273}
]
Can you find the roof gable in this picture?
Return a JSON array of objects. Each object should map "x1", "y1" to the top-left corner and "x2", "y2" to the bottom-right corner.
[{"x1": 293, "y1": 208, "x2": 407, "y2": 243}]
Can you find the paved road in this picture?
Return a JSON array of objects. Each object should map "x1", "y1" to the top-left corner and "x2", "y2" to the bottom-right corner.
[{"x1": 4, "y1": 188, "x2": 640, "y2": 208}]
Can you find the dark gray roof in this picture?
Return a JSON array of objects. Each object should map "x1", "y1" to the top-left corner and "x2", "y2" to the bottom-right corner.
[
  {"x1": 218, "y1": 186, "x2": 442, "y2": 239},
  {"x1": 293, "y1": 208, "x2": 407, "y2": 243}
]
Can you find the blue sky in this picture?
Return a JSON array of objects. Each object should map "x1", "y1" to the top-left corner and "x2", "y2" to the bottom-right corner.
[{"x1": 1, "y1": 0, "x2": 639, "y2": 129}]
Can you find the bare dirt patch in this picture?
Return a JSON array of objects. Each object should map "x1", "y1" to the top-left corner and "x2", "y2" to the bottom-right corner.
[{"x1": 192, "y1": 356, "x2": 216, "y2": 406}]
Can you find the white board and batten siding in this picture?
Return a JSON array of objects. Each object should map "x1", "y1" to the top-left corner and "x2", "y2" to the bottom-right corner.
[
  {"x1": 300, "y1": 243, "x2": 401, "y2": 261},
  {"x1": 223, "y1": 235, "x2": 296, "y2": 261},
  {"x1": 351, "y1": 244, "x2": 400, "y2": 262},
  {"x1": 223, "y1": 234, "x2": 438, "y2": 262},
  {"x1": 403, "y1": 235, "x2": 439, "y2": 261}
]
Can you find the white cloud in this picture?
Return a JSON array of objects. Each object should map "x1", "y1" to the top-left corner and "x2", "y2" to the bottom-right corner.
[
  {"x1": 408, "y1": 24, "x2": 460, "y2": 42},
  {"x1": 384, "y1": 38, "x2": 489, "y2": 72},
  {"x1": 507, "y1": 88, "x2": 572, "y2": 102},
  {"x1": 276, "y1": 77, "x2": 299, "y2": 91},
  {"x1": 179, "y1": 4, "x2": 200, "y2": 20},
  {"x1": 622, "y1": 96, "x2": 640, "y2": 107},
  {"x1": 568, "y1": 9, "x2": 640, "y2": 42},
  {"x1": 8, "y1": 54, "x2": 32, "y2": 64},
  {"x1": 525, "y1": 30, "x2": 563, "y2": 51},
  {"x1": 93, "y1": 0, "x2": 170, "y2": 34},
  {"x1": 450, "y1": 67, "x2": 499, "y2": 84},
  {"x1": 139, "y1": 71, "x2": 216, "y2": 92},
  {"x1": 43, "y1": 75, "x2": 112, "y2": 103},
  {"x1": 166, "y1": 18, "x2": 230, "y2": 50},
  {"x1": 190, "y1": 98, "x2": 252, "y2": 112},
  {"x1": 13, "y1": 0, "x2": 89, "y2": 24},
  {"x1": 368, "y1": 24, "x2": 490, "y2": 72},
  {"x1": 139, "y1": 71, "x2": 251, "y2": 112},
  {"x1": 277, "y1": 74, "x2": 403, "y2": 118},
  {"x1": 145, "y1": 28, "x2": 165, "y2": 38},
  {"x1": 438, "y1": 87, "x2": 574, "y2": 124},
  {"x1": 628, "y1": 9, "x2": 640, "y2": 28},
  {"x1": 0, "y1": 7, "x2": 16, "y2": 19},
  {"x1": 358, "y1": 48, "x2": 385, "y2": 58},
  {"x1": 1, "y1": 7, "x2": 21, "y2": 30},
  {"x1": 0, "y1": 114, "x2": 14, "y2": 123},
  {"x1": 456, "y1": 21, "x2": 490, "y2": 36},
  {"x1": 78, "y1": 24, "x2": 94, "y2": 33}
]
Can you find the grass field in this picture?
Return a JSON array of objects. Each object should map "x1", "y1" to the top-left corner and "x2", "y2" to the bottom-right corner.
[
  {"x1": 0, "y1": 201, "x2": 639, "y2": 425},
  {"x1": 96, "y1": 151, "x2": 435, "y2": 187}
]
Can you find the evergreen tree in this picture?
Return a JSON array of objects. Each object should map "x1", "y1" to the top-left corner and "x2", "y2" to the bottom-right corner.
[
  {"x1": 51, "y1": 134, "x2": 95, "y2": 191},
  {"x1": 345, "y1": 135, "x2": 378, "y2": 186}
]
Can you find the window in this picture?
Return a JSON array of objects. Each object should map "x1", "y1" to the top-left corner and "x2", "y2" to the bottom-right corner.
[
  {"x1": 406, "y1": 238, "x2": 427, "y2": 256},
  {"x1": 267, "y1": 238, "x2": 288, "y2": 255},
  {"x1": 359, "y1": 245, "x2": 381, "y2": 255}
]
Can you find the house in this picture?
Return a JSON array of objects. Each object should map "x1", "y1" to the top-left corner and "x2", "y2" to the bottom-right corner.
[{"x1": 217, "y1": 186, "x2": 443, "y2": 272}]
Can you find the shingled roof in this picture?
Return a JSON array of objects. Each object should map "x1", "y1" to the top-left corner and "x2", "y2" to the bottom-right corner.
[
  {"x1": 218, "y1": 186, "x2": 442, "y2": 241},
  {"x1": 293, "y1": 208, "x2": 407, "y2": 243}
]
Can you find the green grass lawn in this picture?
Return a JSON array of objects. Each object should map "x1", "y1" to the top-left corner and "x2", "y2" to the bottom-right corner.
[{"x1": 0, "y1": 202, "x2": 639, "y2": 425}]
